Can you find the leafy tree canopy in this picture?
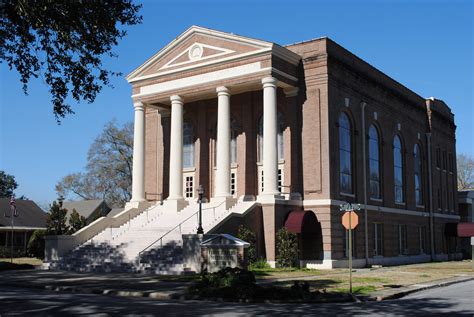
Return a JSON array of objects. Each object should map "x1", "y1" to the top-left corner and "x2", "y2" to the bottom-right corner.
[
  {"x1": 56, "y1": 120, "x2": 133, "y2": 207},
  {"x1": 457, "y1": 153, "x2": 474, "y2": 190},
  {"x1": 0, "y1": 0, "x2": 142, "y2": 121},
  {"x1": 0, "y1": 170, "x2": 18, "y2": 197}
]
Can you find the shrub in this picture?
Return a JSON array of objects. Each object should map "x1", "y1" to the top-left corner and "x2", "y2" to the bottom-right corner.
[
  {"x1": 27, "y1": 230, "x2": 46, "y2": 259},
  {"x1": 190, "y1": 267, "x2": 256, "y2": 300},
  {"x1": 236, "y1": 225, "x2": 257, "y2": 263},
  {"x1": 276, "y1": 227, "x2": 298, "y2": 268},
  {"x1": 0, "y1": 246, "x2": 26, "y2": 258},
  {"x1": 249, "y1": 258, "x2": 271, "y2": 270}
]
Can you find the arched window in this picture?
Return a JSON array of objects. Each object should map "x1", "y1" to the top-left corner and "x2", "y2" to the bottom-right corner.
[
  {"x1": 231, "y1": 119, "x2": 238, "y2": 164},
  {"x1": 183, "y1": 121, "x2": 194, "y2": 168},
  {"x1": 414, "y1": 144, "x2": 423, "y2": 206},
  {"x1": 258, "y1": 113, "x2": 284, "y2": 162},
  {"x1": 339, "y1": 113, "x2": 352, "y2": 194},
  {"x1": 368, "y1": 125, "x2": 381, "y2": 199},
  {"x1": 393, "y1": 135, "x2": 404, "y2": 203}
]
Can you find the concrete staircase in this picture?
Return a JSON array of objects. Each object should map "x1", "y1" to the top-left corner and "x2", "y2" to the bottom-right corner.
[{"x1": 48, "y1": 199, "x2": 258, "y2": 274}]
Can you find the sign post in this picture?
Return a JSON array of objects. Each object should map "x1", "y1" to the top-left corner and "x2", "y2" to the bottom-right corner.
[{"x1": 340, "y1": 202, "x2": 360, "y2": 294}]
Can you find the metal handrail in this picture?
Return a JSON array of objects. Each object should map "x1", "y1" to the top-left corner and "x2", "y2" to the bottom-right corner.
[{"x1": 137, "y1": 199, "x2": 229, "y2": 264}]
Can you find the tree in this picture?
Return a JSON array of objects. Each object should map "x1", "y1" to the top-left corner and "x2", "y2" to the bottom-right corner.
[
  {"x1": 236, "y1": 225, "x2": 257, "y2": 264},
  {"x1": 46, "y1": 201, "x2": 69, "y2": 235},
  {"x1": 56, "y1": 120, "x2": 133, "y2": 207},
  {"x1": 68, "y1": 208, "x2": 87, "y2": 234},
  {"x1": 27, "y1": 229, "x2": 46, "y2": 258},
  {"x1": 0, "y1": 170, "x2": 18, "y2": 197},
  {"x1": 276, "y1": 228, "x2": 299, "y2": 268},
  {"x1": 0, "y1": 1, "x2": 142, "y2": 121},
  {"x1": 457, "y1": 153, "x2": 474, "y2": 190}
]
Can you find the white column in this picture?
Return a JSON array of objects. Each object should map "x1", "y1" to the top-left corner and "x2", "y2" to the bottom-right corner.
[
  {"x1": 131, "y1": 101, "x2": 146, "y2": 202},
  {"x1": 215, "y1": 86, "x2": 231, "y2": 198},
  {"x1": 262, "y1": 77, "x2": 280, "y2": 195},
  {"x1": 168, "y1": 95, "x2": 184, "y2": 200}
]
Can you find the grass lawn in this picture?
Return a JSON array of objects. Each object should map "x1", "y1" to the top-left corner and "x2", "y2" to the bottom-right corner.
[
  {"x1": 0, "y1": 257, "x2": 43, "y2": 270},
  {"x1": 252, "y1": 260, "x2": 473, "y2": 296}
]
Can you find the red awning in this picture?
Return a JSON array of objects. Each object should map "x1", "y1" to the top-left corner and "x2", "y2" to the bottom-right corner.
[
  {"x1": 445, "y1": 223, "x2": 474, "y2": 237},
  {"x1": 458, "y1": 223, "x2": 474, "y2": 237},
  {"x1": 284, "y1": 210, "x2": 319, "y2": 234}
]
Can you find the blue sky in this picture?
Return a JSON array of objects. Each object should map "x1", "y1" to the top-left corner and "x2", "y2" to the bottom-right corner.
[{"x1": 0, "y1": 0, "x2": 472, "y2": 208}]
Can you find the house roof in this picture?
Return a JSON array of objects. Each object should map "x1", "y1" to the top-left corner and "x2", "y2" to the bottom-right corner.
[
  {"x1": 201, "y1": 234, "x2": 250, "y2": 247},
  {"x1": 0, "y1": 198, "x2": 47, "y2": 228},
  {"x1": 62, "y1": 200, "x2": 109, "y2": 220}
]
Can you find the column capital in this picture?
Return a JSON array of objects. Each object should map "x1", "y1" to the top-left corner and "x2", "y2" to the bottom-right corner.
[
  {"x1": 134, "y1": 101, "x2": 145, "y2": 110},
  {"x1": 216, "y1": 86, "x2": 231, "y2": 96},
  {"x1": 284, "y1": 87, "x2": 299, "y2": 97},
  {"x1": 170, "y1": 95, "x2": 184, "y2": 104},
  {"x1": 262, "y1": 76, "x2": 278, "y2": 88}
]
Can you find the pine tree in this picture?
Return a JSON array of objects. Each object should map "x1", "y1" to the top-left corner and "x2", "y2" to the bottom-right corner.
[
  {"x1": 68, "y1": 209, "x2": 87, "y2": 234},
  {"x1": 46, "y1": 201, "x2": 69, "y2": 235}
]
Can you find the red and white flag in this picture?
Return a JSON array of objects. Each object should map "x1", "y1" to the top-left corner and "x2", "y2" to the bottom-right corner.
[{"x1": 10, "y1": 195, "x2": 18, "y2": 217}]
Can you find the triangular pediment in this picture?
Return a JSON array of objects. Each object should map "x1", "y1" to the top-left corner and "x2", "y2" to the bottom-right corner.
[{"x1": 127, "y1": 26, "x2": 273, "y2": 82}]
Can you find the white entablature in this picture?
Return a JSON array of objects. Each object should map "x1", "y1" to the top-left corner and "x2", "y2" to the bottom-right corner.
[{"x1": 126, "y1": 26, "x2": 300, "y2": 104}]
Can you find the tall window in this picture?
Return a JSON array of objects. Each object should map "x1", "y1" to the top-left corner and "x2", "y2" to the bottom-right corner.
[
  {"x1": 339, "y1": 113, "x2": 352, "y2": 194},
  {"x1": 436, "y1": 147, "x2": 441, "y2": 168},
  {"x1": 419, "y1": 226, "x2": 427, "y2": 254},
  {"x1": 398, "y1": 224, "x2": 408, "y2": 255},
  {"x1": 393, "y1": 135, "x2": 404, "y2": 203},
  {"x1": 368, "y1": 125, "x2": 381, "y2": 199},
  {"x1": 230, "y1": 119, "x2": 238, "y2": 164},
  {"x1": 374, "y1": 223, "x2": 383, "y2": 256},
  {"x1": 414, "y1": 144, "x2": 423, "y2": 206},
  {"x1": 258, "y1": 113, "x2": 284, "y2": 162},
  {"x1": 183, "y1": 121, "x2": 194, "y2": 168}
]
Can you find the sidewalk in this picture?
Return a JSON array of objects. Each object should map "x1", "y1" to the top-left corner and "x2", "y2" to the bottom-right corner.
[
  {"x1": 367, "y1": 275, "x2": 474, "y2": 301},
  {"x1": 0, "y1": 268, "x2": 471, "y2": 302}
]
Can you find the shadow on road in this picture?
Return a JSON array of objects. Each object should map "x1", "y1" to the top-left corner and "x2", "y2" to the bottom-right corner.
[{"x1": 0, "y1": 286, "x2": 472, "y2": 316}]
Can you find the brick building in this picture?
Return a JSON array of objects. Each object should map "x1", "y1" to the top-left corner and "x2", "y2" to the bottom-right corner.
[{"x1": 110, "y1": 26, "x2": 461, "y2": 269}]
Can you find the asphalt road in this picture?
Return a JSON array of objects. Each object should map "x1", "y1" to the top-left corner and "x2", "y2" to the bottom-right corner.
[{"x1": 0, "y1": 280, "x2": 472, "y2": 316}]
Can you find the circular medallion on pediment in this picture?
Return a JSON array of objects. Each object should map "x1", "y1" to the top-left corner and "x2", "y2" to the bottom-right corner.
[{"x1": 189, "y1": 44, "x2": 203, "y2": 60}]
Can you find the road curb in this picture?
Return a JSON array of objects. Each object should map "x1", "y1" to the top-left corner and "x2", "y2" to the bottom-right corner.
[
  {"x1": 3, "y1": 276, "x2": 472, "y2": 304},
  {"x1": 370, "y1": 276, "x2": 474, "y2": 301},
  {"x1": 2, "y1": 282, "x2": 182, "y2": 300}
]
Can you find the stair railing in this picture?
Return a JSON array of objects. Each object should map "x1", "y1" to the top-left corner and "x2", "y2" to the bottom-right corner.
[
  {"x1": 137, "y1": 199, "x2": 229, "y2": 264},
  {"x1": 108, "y1": 203, "x2": 159, "y2": 240}
]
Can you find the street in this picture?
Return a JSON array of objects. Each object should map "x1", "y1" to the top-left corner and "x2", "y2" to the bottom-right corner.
[{"x1": 0, "y1": 280, "x2": 472, "y2": 316}]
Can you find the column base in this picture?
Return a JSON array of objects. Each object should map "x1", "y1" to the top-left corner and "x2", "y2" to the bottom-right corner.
[
  {"x1": 239, "y1": 195, "x2": 256, "y2": 202},
  {"x1": 124, "y1": 200, "x2": 150, "y2": 211},
  {"x1": 210, "y1": 196, "x2": 237, "y2": 210},
  {"x1": 164, "y1": 198, "x2": 189, "y2": 212},
  {"x1": 289, "y1": 192, "x2": 303, "y2": 200},
  {"x1": 257, "y1": 193, "x2": 285, "y2": 204}
]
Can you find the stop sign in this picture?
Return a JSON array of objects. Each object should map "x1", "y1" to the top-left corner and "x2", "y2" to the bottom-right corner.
[{"x1": 342, "y1": 211, "x2": 359, "y2": 230}]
